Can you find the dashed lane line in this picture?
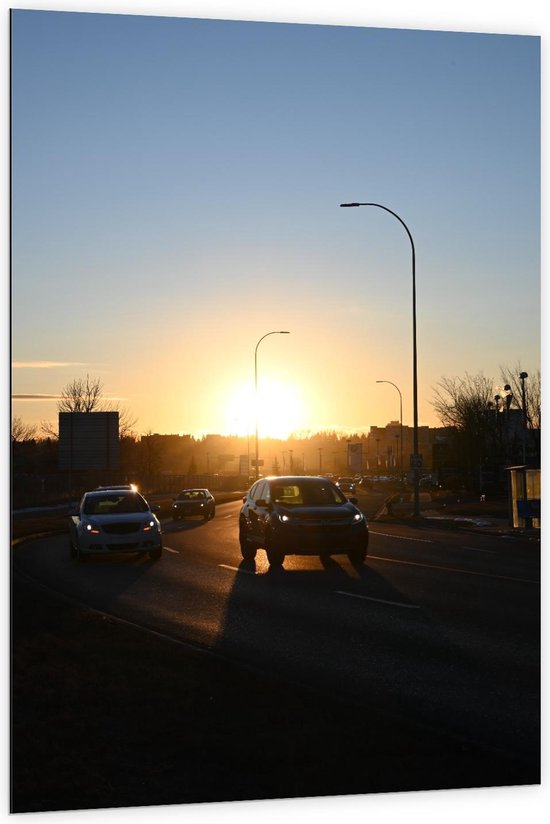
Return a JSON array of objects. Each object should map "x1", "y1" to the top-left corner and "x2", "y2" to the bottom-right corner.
[
  {"x1": 368, "y1": 554, "x2": 538, "y2": 584},
  {"x1": 370, "y1": 530, "x2": 433, "y2": 544},
  {"x1": 336, "y1": 590, "x2": 420, "y2": 609},
  {"x1": 164, "y1": 546, "x2": 179, "y2": 554},
  {"x1": 219, "y1": 564, "x2": 256, "y2": 575}
]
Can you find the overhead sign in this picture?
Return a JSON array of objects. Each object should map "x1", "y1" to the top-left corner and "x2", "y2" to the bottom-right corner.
[
  {"x1": 59, "y1": 412, "x2": 119, "y2": 471},
  {"x1": 347, "y1": 443, "x2": 362, "y2": 474}
]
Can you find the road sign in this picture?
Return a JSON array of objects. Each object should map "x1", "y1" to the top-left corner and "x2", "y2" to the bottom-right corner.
[
  {"x1": 251, "y1": 459, "x2": 264, "y2": 467},
  {"x1": 410, "y1": 453, "x2": 423, "y2": 469}
]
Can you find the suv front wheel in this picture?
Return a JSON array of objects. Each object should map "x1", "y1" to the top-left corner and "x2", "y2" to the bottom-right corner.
[
  {"x1": 265, "y1": 537, "x2": 285, "y2": 567},
  {"x1": 239, "y1": 523, "x2": 257, "y2": 561}
]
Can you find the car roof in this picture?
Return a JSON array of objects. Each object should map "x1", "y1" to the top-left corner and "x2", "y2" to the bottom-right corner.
[
  {"x1": 94, "y1": 484, "x2": 137, "y2": 491},
  {"x1": 265, "y1": 475, "x2": 334, "y2": 484},
  {"x1": 85, "y1": 489, "x2": 138, "y2": 497}
]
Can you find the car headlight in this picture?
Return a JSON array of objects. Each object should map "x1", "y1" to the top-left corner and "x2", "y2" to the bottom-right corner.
[
  {"x1": 276, "y1": 513, "x2": 290, "y2": 523},
  {"x1": 84, "y1": 521, "x2": 100, "y2": 534},
  {"x1": 142, "y1": 520, "x2": 157, "y2": 532},
  {"x1": 353, "y1": 513, "x2": 364, "y2": 522}
]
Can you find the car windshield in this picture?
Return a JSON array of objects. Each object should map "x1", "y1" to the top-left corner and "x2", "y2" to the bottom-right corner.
[
  {"x1": 270, "y1": 481, "x2": 348, "y2": 506},
  {"x1": 83, "y1": 493, "x2": 149, "y2": 515},
  {"x1": 177, "y1": 491, "x2": 205, "y2": 501}
]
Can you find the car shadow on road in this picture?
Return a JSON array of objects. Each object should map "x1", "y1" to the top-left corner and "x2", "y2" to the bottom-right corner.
[{"x1": 231, "y1": 553, "x2": 416, "y2": 608}]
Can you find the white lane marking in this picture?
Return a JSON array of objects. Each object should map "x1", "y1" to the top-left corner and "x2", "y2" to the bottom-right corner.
[
  {"x1": 164, "y1": 546, "x2": 179, "y2": 554},
  {"x1": 461, "y1": 546, "x2": 497, "y2": 555},
  {"x1": 336, "y1": 590, "x2": 420, "y2": 609},
  {"x1": 370, "y1": 530, "x2": 433, "y2": 544},
  {"x1": 219, "y1": 564, "x2": 256, "y2": 575},
  {"x1": 368, "y1": 555, "x2": 538, "y2": 584}
]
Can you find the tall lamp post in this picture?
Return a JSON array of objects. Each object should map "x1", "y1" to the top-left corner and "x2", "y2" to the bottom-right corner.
[
  {"x1": 341, "y1": 202, "x2": 420, "y2": 517},
  {"x1": 519, "y1": 371, "x2": 528, "y2": 464},
  {"x1": 254, "y1": 331, "x2": 289, "y2": 480},
  {"x1": 376, "y1": 380, "x2": 403, "y2": 481}
]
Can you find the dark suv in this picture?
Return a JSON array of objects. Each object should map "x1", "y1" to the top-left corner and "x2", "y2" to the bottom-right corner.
[{"x1": 239, "y1": 475, "x2": 369, "y2": 567}]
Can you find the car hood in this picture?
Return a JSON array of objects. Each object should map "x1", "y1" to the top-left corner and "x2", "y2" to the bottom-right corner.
[
  {"x1": 274, "y1": 503, "x2": 362, "y2": 521},
  {"x1": 83, "y1": 512, "x2": 154, "y2": 525},
  {"x1": 174, "y1": 499, "x2": 207, "y2": 505}
]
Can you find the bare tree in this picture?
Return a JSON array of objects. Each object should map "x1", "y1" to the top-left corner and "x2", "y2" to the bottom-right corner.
[
  {"x1": 431, "y1": 373, "x2": 496, "y2": 485},
  {"x1": 108, "y1": 403, "x2": 138, "y2": 439},
  {"x1": 432, "y1": 372, "x2": 495, "y2": 430},
  {"x1": 499, "y1": 364, "x2": 541, "y2": 431},
  {"x1": 57, "y1": 374, "x2": 104, "y2": 413},
  {"x1": 56, "y1": 374, "x2": 138, "y2": 436},
  {"x1": 39, "y1": 420, "x2": 58, "y2": 440},
  {"x1": 11, "y1": 416, "x2": 37, "y2": 442}
]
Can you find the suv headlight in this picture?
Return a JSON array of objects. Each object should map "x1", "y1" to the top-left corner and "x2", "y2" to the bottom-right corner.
[
  {"x1": 84, "y1": 521, "x2": 101, "y2": 535},
  {"x1": 143, "y1": 519, "x2": 157, "y2": 532},
  {"x1": 353, "y1": 512, "x2": 364, "y2": 523}
]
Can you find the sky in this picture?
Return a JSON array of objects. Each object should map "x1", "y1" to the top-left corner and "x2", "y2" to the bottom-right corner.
[
  {"x1": 3, "y1": 4, "x2": 548, "y2": 824},
  {"x1": 10, "y1": 3, "x2": 541, "y2": 441}
]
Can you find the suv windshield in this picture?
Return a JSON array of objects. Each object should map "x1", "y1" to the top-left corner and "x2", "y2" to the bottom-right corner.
[
  {"x1": 177, "y1": 491, "x2": 204, "y2": 500},
  {"x1": 270, "y1": 481, "x2": 347, "y2": 506},
  {"x1": 83, "y1": 493, "x2": 149, "y2": 515}
]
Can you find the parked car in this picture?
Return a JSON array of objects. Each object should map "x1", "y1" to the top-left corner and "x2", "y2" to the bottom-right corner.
[
  {"x1": 69, "y1": 489, "x2": 162, "y2": 562},
  {"x1": 239, "y1": 475, "x2": 368, "y2": 567},
  {"x1": 172, "y1": 489, "x2": 215, "y2": 520},
  {"x1": 336, "y1": 476, "x2": 356, "y2": 494}
]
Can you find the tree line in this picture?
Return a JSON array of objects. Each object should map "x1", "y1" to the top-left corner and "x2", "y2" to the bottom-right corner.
[{"x1": 12, "y1": 366, "x2": 540, "y2": 491}]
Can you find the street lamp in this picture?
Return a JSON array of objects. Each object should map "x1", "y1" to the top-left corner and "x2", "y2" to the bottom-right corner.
[
  {"x1": 341, "y1": 202, "x2": 420, "y2": 516},
  {"x1": 519, "y1": 372, "x2": 528, "y2": 464},
  {"x1": 254, "y1": 331, "x2": 290, "y2": 479},
  {"x1": 376, "y1": 380, "x2": 403, "y2": 481}
]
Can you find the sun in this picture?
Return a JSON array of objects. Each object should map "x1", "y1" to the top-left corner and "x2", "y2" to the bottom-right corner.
[{"x1": 225, "y1": 379, "x2": 305, "y2": 440}]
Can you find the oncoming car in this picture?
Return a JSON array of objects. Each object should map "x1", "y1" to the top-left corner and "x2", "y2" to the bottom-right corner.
[
  {"x1": 336, "y1": 477, "x2": 356, "y2": 495},
  {"x1": 239, "y1": 475, "x2": 369, "y2": 567},
  {"x1": 172, "y1": 489, "x2": 215, "y2": 520},
  {"x1": 69, "y1": 489, "x2": 162, "y2": 562}
]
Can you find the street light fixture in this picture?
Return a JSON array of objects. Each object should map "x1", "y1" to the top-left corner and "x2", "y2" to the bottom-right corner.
[
  {"x1": 341, "y1": 201, "x2": 420, "y2": 516},
  {"x1": 376, "y1": 380, "x2": 403, "y2": 481},
  {"x1": 254, "y1": 331, "x2": 290, "y2": 479}
]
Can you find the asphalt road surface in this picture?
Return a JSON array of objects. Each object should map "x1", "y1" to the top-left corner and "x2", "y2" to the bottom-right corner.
[{"x1": 13, "y1": 492, "x2": 540, "y2": 771}]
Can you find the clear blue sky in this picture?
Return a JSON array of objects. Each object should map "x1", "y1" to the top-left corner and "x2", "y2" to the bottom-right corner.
[{"x1": 11, "y1": 7, "x2": 540, "y2": 436}]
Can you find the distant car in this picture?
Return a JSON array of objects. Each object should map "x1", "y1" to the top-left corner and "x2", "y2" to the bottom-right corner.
[
  {"x1": 172, "y1": 489, "x2": 215, "y2": 521},
  {"x1": 336, "y1": 477, "x2": 356, "y2": 494},
  {"x1": 239, "y1": 475, "x2": 368, "y2": 567},
  {"x1": 95, "y1": 484, "x2": 138, "y2": 492},
  {"x1": 69, "y1": 489, "x2": 162, "y2": 562}
]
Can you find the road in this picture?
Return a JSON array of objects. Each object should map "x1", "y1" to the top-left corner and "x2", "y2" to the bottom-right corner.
[{"x1": 13, "y1": 492, "x2": 540, "y2": 770}]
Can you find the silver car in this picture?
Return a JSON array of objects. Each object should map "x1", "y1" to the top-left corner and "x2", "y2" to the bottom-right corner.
[{"x1": 69, "y1": 489, "x2": 162, "y2": 562}]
